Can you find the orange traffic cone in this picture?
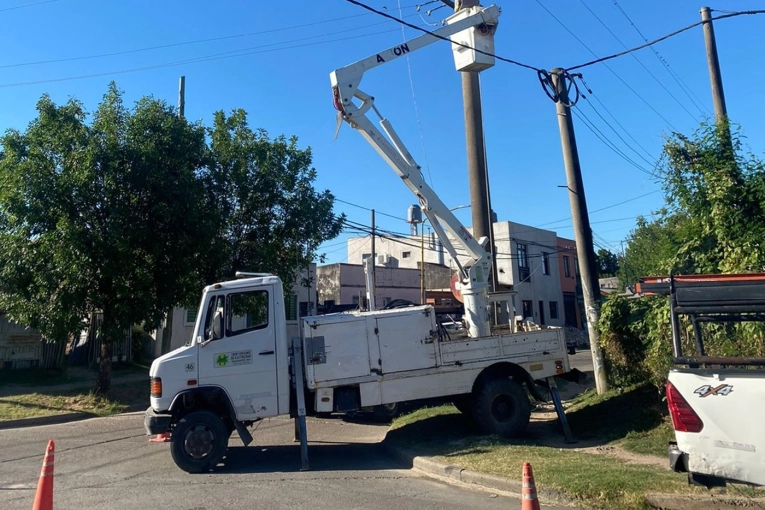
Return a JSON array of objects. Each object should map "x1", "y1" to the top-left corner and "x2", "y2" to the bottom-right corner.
[
  {"x1": 149, "y1": 432, "x2": 171, "y2": 443},
  {"x1": 32, "y1": 439, "x2": 54, "y2": 510},
  {"x1": 521, "y1": 462, "x2": 540, "y2": 510}
]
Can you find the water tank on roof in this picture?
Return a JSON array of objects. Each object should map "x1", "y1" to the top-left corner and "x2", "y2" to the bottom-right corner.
[{"x1": 407, "y1": 204, "x2": 422, "y2": 224}]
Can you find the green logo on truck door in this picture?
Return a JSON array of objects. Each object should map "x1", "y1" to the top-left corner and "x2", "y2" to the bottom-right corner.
[{"x1": 213, "y1": 350, "x2": 253, "y2": 368}]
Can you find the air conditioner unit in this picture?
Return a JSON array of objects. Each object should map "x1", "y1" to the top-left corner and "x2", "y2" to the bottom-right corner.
[{"x1": 377, "y1": 254, "x2": 390, "y2": 265}]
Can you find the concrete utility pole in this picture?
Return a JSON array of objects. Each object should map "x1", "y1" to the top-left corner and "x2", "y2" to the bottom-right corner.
[
  {"x1": 178, "y1": 76, "x2": 186, "y2": 118},
  {"x1": 448, "y1": 0, "x2": 496, "y2": 287},
  {"x1": 550, "y1": 68, "x2": 608, "y2": 395},
  {"x1": 370, "y1": 209, "x2": 376, "y2": 310},
  {"x1": 700, "y1": 7, "x2": 727, "y2": 123}
]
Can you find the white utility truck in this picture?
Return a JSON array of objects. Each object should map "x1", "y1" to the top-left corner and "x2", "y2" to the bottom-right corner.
[
  {"x1": 145, "y1": 4, "x2": 573, "y2": 473},
  {"x1": 636, "y1": 274, "x2": 765, "y2": 488}
]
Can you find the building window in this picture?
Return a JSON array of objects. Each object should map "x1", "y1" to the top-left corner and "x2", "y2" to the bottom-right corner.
[
  {"x1": 549, "y1": 301, "x2": 558, "y2": 320},
  {"x1": 517, "y1": 243, "x2": 530, "y2": 282},
  {"x1": 542, "y1": 252, "x2": 550, "y2": 275},
  {"x1": 285, "y1": 294, "x2": 298, "y2": 321},
  {"x1": 185, "y1": 308, "x2": 196, "y2": 325},
  {"x1": 402, "y1": 251, "x2": 411, "y2": 258},
  {"x1": 575, "y1": 257, "x2": 580, "y2": 276},
  {"x1": 362, "y1": 253, "x2": 371, "y2": 261},
  {"x1": 563, "y1": 256, "x2": 571, "y2": 277},
  {"x1": 521, "y1": 300, "x2": 533, "y2": 320}
]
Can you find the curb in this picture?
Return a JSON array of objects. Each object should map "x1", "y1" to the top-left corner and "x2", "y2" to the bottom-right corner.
[
  {"x1": 0, "y1": 404, "x2": 145, "y2": 430},
  {"x1": 383, "y1": 439, "x2": 571, "y2": 506},
  {"x1": 383, "y1": 438, "x2": 765, "y2": 510}
]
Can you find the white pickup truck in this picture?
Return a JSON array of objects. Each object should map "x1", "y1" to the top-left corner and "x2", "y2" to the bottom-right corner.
[
  {"x1": 637, "y1": 273, "x2": 765, "y2": 488},
  {"x1": 145, "y1": 272, "x2": 571, "y2": 472}
]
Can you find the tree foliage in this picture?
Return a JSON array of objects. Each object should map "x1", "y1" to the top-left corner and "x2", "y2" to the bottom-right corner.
[
  {"x1": 595, "y1": 248, "x2": 619, "y2": 277},
  {"x1": 603, "y1": 121, "x2": 765, "y2": 389},
  {"x1": 0, "y1": 84, "x2": 211, "y2": 391},
  {"x1": 200, "y1": 109, "x2": 344, "y2": 287},
  {"x1": 0, "y1": 85, "x2": 343, "y2": 392}
]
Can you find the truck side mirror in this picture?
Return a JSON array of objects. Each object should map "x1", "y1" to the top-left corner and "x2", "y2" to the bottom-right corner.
[{"x1": 212, "y1": 310, "x2": 224, "y2": 340}]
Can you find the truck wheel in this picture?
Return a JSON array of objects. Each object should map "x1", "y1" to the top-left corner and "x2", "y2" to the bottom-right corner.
[
  {"x1": 372, "y1": 403, "x2": 400, "y2": 422},
  {"x1": 451, "y1": 395, "x2": 474, "y2": 416},
  {"x1": 472, "y1": 378, "x2": 531, "y2": 437},
  {"x1": 170, "y1": 410, "x2": 229, "y2": 473}
]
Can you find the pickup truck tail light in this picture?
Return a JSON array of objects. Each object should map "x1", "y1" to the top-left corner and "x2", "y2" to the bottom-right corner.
[
  {"x1": 666, "y1": 381, "x2": 703, "y2": 433},
  {"x1": 150, "y1": 377, "x2": 162, "y2": 398}
]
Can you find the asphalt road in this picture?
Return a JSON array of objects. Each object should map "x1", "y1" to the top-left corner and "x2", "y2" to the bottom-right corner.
[{"x1": 0, "y1": 413, "x2": 571, "y2": 510}]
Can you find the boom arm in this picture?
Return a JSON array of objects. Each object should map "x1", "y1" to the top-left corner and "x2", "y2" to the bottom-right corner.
[{"x1": 329, "y1": 6, "x2": 500, "y2": 338}]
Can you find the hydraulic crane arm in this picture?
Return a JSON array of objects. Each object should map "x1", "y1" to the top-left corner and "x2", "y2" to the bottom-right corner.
[{"x1": 329, "y1": 5, "x2": 500, "y2": 338}]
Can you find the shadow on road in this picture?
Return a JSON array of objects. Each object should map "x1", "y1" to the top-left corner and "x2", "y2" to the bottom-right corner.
[{"x1": 213, "y1": 441, "x2": 399, "y2": 474}]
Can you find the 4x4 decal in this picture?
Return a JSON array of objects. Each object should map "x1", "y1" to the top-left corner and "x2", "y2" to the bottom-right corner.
[{"x1": 694, "y1": 384, "x2": 733, "y2": 397}]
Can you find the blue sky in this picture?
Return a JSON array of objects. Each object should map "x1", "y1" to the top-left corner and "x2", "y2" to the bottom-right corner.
[{"x1": 2, "y1": 0, "x2": 764, "y2": 265}]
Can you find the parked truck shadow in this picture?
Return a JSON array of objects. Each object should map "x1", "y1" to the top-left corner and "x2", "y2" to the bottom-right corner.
[{"x1": 213, "y1": 441, "x2": 399, "y2": 474}]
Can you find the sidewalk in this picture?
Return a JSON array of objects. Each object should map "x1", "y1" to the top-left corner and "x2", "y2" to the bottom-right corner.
[{"x1": 0, "y1": 367, "x2": 148, "y2": 430}]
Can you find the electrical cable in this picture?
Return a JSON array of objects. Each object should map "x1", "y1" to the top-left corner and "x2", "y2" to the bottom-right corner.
[
  {"x1": 0, "y1": 21, "x2": 413, "y2": 88},
  {"x1": 577, "y1": 0, "x2": 699, "y2": 122},
  {"x1": 534, "y1": 0, "x2": 678, "y2": 131},
  {"x1": 398, "y1": 0, "x2": 435, "y2": 190},
  {"x1": 334, "y1": 198, "x2": 407, "y2": 221},
  {"x1": 567, "y1": 9, "x2": 765, "y2": 71},
  {"x1": 571, "y1": 107, "x2": 657, "y2": 177},
  {"x1": 612, "y1": 0, "x2": 710, "y2": 116},
  {"x1": 343, "y1": 0, "x2": 543, "y2": 72},
  {"x1": 575, "y1": 75, "x2": 657, "y2": 164},
  {"x1": 576, "y1": 89, "x2": 658, "y2": 170},
  {"x1": 0, "y1": 14, "x2": 404, "y2": 70},
  {"x1": 0, "y1": 0, "x2": 60, "y2": 12}
]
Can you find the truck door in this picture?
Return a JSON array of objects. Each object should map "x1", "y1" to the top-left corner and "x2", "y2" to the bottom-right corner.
[{"x1": 197, "y1": 287, "x2": 279, "y2": 420}]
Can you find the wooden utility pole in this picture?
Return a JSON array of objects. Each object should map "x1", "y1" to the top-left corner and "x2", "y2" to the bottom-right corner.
[
  {"x1": 161, "y1": 76, "x2": 187, "y2": 356},
  {"x1": 550, "y1": 68, "x2": 608, "y2": 394},
  {"x1": 700, "y1": 8, "x2": 727, "y2": 123},
  {"x1": 178, "y1": 76, "x2": 186, "y2": 118}
]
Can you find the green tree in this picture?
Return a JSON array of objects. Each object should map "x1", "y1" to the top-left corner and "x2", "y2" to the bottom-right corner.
[
  {"x1": 200, "y1": 109, "x2": 344, "y2": 286},
  {"x1": 595, "y1": 248, "x2": 619, "y2": 277},
  {"x1": 604, "y1": 121, "x2": 765, "y2": 389},
  {"x1": 0, "y1": 84, "x2": 211, "y2": 392}
]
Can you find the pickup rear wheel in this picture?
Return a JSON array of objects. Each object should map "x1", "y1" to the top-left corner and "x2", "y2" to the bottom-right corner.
[
  {"x1": 170, "y1": 410, "x2": 229, "y2": 473},
  {"x1": 472, "y1": 378, "x2": 531, "y2": 437}
]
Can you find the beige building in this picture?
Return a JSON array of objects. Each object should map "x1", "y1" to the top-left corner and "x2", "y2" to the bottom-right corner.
[{"x1": 347, "y1": 220, "x2": 567, "y2": 327}]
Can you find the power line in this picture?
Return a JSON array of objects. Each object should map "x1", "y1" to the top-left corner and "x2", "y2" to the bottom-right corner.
[
  {"x1": 0, "y1": 12, "x2": 418, "y2": 70},
  {"x1": 533, "y1": 0, "x2": 678, "y2": 131},
  {"x1": 0, "y1": 0, "x2": 61, "y2": 12},
  {"x1": 570, "y1": 106, "x2": 657, "y2": 177},
  {"x1": 577, "y1": 0, "x2": 699, "y2": 122},
  {"x1": 343, "y1": 0, "x2": 543, "y2": 72},
  {"x1": 576, "y1": 75, "x2": 657, "y2": 163},
  {"x1": 0, "y1": 28, "x2": 401, "y2": 88},
  {"x1": 567, "y1": 9, "x2": 765, "y2": 71},
  {"x1": 612, "y1": 0, "x2": 710, "y2": 115},
  {"x1": 577, "y1": 93, "x2": 657, "y2": 170},
  {"x1": 334, "y1": 198, "x2": 407, "y2": 221}
]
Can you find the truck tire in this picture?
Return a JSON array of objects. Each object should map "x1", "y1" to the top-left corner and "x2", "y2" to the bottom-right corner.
[
  {"x1": 451, "y1": 395, "x2": 474, "y2": 416},
  {"x1": 170, "y1": 410, "x2": 229, "y2": 473},
  {"x1": 372, "y1": 403, "x2": 400, "y2": 422},
  {"x1": 472, "y1": 378, "x2": 531, "y2": 437}
]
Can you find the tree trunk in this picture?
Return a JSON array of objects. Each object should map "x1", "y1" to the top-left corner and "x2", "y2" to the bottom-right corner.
[
  {"x1": 96, "y1": 329, "x2": 113, "y2": 394},
  {"x1": 161, "y1": 308, "x2": 174, "y2": 355}
]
